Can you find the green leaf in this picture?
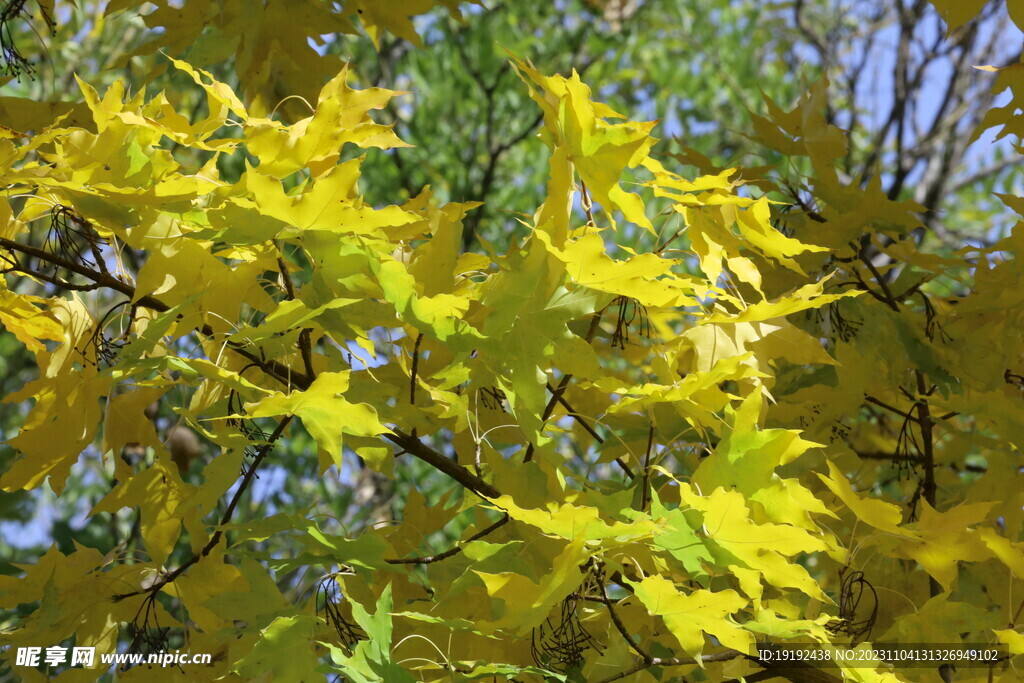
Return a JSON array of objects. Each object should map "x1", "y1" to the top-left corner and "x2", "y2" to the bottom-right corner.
[
  {"x1": 245, "y1": 371, "x2": 390, "y2": 470},
  {"x1": 234, "y1": 615, "x2": 322, "y2": 682}
]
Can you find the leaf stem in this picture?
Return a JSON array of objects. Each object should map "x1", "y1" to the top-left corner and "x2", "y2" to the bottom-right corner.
[{"x1": 524, "y1": 310, "x2": 604, "y2": 463}]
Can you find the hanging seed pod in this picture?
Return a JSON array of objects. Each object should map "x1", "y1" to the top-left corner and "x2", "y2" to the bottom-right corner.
[
  {"x1": 316, "y1": 576, "x2": 366, "y2": 649},
  {"x1": 610, "y1": 295, "x2": 650, "y2": 349},
  {"x1": 826, "y1": 569, "x2": 878, "y2": 643},
  {"x1": 531, "y1": 571, "x2": 603, "y2": 672},
  {"x1": 1, "y1": 0, "x2": 56, "y2": 79}
]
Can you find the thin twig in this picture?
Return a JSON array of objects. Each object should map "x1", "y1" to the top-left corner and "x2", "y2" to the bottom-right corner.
[
  {"x1": 864, "y1": 395, "x2": 918, "y2": 423},
  {"x1": 276, "y1": 243, "x2": 316, "y2": 381},
  {"x1": 915, "y1": 370, "x2": 942, "y2": 600},
  {"x1": 1, "y1": 237, "x2": 308, "y2": 389},
  {"x1": 524, "y1": 311, "x2": 604, "y2": 463},
  {"x1": 640, "y1": 423, "x2": 654, "y2": 510},
  {"x1": 595, "y1": 650, "x2": 747, "y2": 683},
  {"x1": 385, "y1": 514, "x2": 509, "y2": 565},
  {"x1": 385, "y1": 427, "x2": 500, "y2": 499},
  {"x1": 113, "y1": 416, "x2": 293, "y2": 601},
  {"x1": 410, "y1": 333, "x2": 423, "y2": 405},
  {"x1": 595, "y1": 567, "x2": 650, "y2": 662}
]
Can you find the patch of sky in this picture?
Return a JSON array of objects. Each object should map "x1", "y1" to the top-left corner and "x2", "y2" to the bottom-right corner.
[{"x1": 0, "y1": 446, "x2": 105, "y2": 550}]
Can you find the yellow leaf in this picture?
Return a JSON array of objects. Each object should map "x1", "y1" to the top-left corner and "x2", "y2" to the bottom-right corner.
[
  {"x1": 994, "y1": 629, "x2": 1024, "y2": 655},
  {"x1": 0, "y1": 288, "x2": 63, "y2": 352},
  {"x1": 489, "y1": 495, "x2": 657, "y2": 542},
  {"x1": 680, "y1": 485, "x2": 833, "y2": 599},
  {"x1": 233, "y1": 615, "x2": 322, "y2": 681},
  {"x1": 978, "y1": 528, "x2": 1024, "y2": 579},
  {"x1": 102, "y1": 384, "x2": 169, "y2": 478},
  {"x1": 898, "y1": 501, "x2": 995, "y2": 591},
  {"x1": 91, "y1": 454, "x2": 192, "y2": 565},
  {"x1": 536, "y1": 230, "x2": 697, "y2": 307},
  {"x1": 879, "y1": 592, "x2": 997, "y2": 645},
  {"x1": 171, "y1": 547, "x2": 248, "y2": 632},
  {"x1": 133, "y1": 237, "x2": 275, "y2": 334},
  {"x1": 244, "y1": 371, "x2": 390, "y2": 471},
  {"x1": 736, "y1": 197, "x2": 829, "y2": 272},
  {"x1": 245, "y1": 65, "x2": 409, "y2": 178},
  {"x1": 248, "y1": 159, "x2": 420, "y2": 235},
  {"x1": 705, "y1": 278, "x2": 861, "y2": 324},
  {"x1": 474, "y1": 538, "x2": 587, "y2": 631},
  {"x1": 0, "y1": 545, "x2": 154, "y2": 656},
  {"x1": 0, "y1": 97, "x2": 92, "y2": 132},
  {"x1": 535, "y1": 144, "x2": 575, "y2": 244},
  {"x1": 643, "y1": 157, "x2": 738, "y2": 200},
  {"x1": 597, "y1": 354, "x2": 764, "y2": 416},
  {"x1": 973, "y1": 63, "x2": 1024, "y2": 143},
  {"x1": 409, "y1": 200, "x2": 480, "y2": 297},
  {"x1": 694, "y1": 390, "x2": 824, "y2": 501},
  {"x1": 817, "y1": 461, "x2": 916, "y2": 537},
  {"x1": 752, "y1": 79, "x2": 847, "y2": 167},
  {"x1": 2, "y1": 373, "x2": 110, "y2": 494},
  {"x1": 167, "y1": 56, "x2": 247, "y2": 119},
  {"x1": 627, "y1": 574, "x2": 754, "y2": 661},
  {"x1": 927, "y1": 0, "x2": 987, "y2": 31},
  {"x1": 511, "y1": 56, "x2": 656, "y2": 232}
]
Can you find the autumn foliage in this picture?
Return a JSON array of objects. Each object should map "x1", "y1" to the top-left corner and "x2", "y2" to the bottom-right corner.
[{"x1": 1, "y1": 1, "x2": 1024, "y2": 682}]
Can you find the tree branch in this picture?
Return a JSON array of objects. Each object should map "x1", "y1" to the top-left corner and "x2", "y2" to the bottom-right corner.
[
  {"x1": 915, "y1": 370, "x2": 941, "y2": 602},
  {"x1": 596, "y1": 650, "x2": 749, "y2": 683},
  {"x1": 864, "y1": 395, "x2": 918, "y2": 423},
  {"x1": 639, "y1": 423, "x2": 654, "y2": 510},
  {"x1": 112, "y1": 415, "x2": 293, "y2": 601},
  {"x1": 385, "y1": 514, "x2": 508, "y2": 565},
  {"x1": 385, "y1": 427, "x2": 500, "y2": 499},
  {"x1": 276, "y1": 243, "x2": 316, "y2": 382},
  {"x1": 1, "y1": 236, "x2": 310, "y2": 389},
  {"x1": 3, "y1": 236, "x2": 512, "y2": 524},
  {"x1": 524, "y1": 310, "x2": 604, "y2": 464}
]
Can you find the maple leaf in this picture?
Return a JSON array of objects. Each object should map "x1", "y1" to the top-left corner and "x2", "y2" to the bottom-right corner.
[{"x1": 245, "y1": 371, "x2": 390, "y2": 471}]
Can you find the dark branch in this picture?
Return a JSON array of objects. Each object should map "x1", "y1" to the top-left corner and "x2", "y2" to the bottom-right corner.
[
  {"x1": 385, "y1": 514, "x2": 509, "y2": 565},
  {"x1": 112, "y1": 416, "x2": 293, "y2": 601},
  {"x1": 385, "y1": 427, "x2": 500, "y2": 499}
]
